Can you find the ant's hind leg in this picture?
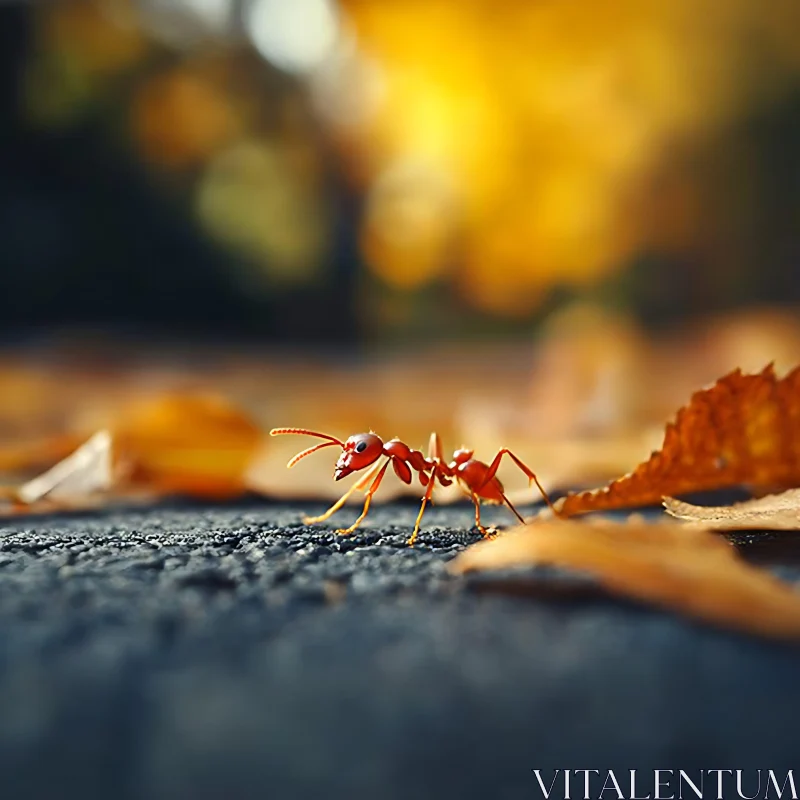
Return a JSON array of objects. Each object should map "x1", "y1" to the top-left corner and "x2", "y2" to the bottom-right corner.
[
  {"x1": 335, "y1": 459, "x2": 391, "y2": 536},
  {"x1": 302, "y1": 460, "x2": 384, "y2": 524},
  {"x1": 479, "y1": 449, "x2": 558, "y2": 514},
  {"x1": 499, "y1": 491, "x2": 526, "y2": 525}
]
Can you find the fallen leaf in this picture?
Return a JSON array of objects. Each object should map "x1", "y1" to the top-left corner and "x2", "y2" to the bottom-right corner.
[
  {"x1": 0, "y1": 430, "x2": 115, "y2": 517},
  {"x1": 664, "y1": 490, "x2": 800, "y2": 530},
  {"x1": 557, "y1": 364, "x2": 800, "y2": 516},
  {"x1": 113, "y1": 393, "x2": 264, "y2": 498},
  {"x1": 449, "y1": 518, "x2": 800, "y2": 639},
  {"x1": 0, "y1": 435, "x2": 86, "y2": 475},
  {"x1": 14, "y1": 430, "x2": 114, "y2": 512}
]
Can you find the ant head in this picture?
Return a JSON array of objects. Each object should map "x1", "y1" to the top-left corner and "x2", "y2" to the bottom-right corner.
[
  {"x1": 269, "y1": 428, "x2": 384, "y2": 480},
  {"x1": 452, "y1": 448, "x2": 474, "y2": 465},
  {"x1": 334, "y1": 433, "x2": 384, "y2": 480}
]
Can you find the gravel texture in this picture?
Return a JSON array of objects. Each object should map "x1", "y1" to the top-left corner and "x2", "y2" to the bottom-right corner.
[{"x1": 0, "y1": 502, "x2": 799, "y2": 799}]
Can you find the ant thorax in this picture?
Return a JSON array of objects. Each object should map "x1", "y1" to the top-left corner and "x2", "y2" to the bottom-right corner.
[{"x1": 451, "y1": 448, "x2": 474, "y2": 465}]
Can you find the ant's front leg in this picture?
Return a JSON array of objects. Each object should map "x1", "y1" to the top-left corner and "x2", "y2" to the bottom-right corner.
[
  {"x1": 302, "y1": 459, "x2": 385, "y2": 525},
  {"x1": 335, "y1": 459, "x2": 391, "y2": 535}
]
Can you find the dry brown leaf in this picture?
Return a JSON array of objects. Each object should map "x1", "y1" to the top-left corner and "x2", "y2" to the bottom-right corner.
[
  {"x1": 556, "y1": 364, "x2": 800, "y2": 516},
  {"x1": 113, "y1": 393, "x2": 264, "y2": 499},
  {"x1": 0, "y1": 390, "x2": 266, "y2": 508},
  {"x1": 664, "y1": 490, "x2": 800, "y2": 530},
  {"x1": 449, "y1": 518, "x2": 800, "y2": 639}
]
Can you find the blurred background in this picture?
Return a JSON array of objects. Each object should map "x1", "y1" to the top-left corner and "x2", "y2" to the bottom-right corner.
[{"x1": 0, "y1": 0, "x2": 799, "y2": 499}]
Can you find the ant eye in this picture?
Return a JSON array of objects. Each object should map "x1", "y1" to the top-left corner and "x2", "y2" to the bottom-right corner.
[{"x1": 355, "y1": 441, "x2": 368, "y2": 453}]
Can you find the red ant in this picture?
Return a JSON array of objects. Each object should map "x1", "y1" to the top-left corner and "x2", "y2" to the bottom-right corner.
[{"x1": 269, "y1": 428, "x2": 557, "y2": 546}]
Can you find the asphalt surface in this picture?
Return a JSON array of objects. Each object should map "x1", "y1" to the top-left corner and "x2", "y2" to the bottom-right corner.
[{"x1": 0, "y1": 501, "x2": 799, "y2": 800}]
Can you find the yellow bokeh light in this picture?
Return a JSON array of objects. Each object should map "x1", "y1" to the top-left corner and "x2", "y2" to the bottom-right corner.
[
  {"x1": 360, "y1": 159, "x2": 457, "y2": 291},
  {"x1": 329, "y1": 0, "x2": 800, "y2": 314}
]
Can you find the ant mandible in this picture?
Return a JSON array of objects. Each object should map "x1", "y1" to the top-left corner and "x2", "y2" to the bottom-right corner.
[{"x1": 269, "y1": 428, "x2": 557, "y2": 546}]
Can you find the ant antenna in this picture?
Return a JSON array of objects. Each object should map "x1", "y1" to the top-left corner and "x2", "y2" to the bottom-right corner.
[{"x1": 270, "y1": 428, "x2": 346, "y2": 468}]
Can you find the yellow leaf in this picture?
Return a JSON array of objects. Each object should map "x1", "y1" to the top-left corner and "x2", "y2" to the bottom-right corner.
[
  {"x1": 450, "y1": 518, "x2": 800, "y2": 639},
  {"x1": 113, "y1": 393, "x2": 264, "y2": 499}
]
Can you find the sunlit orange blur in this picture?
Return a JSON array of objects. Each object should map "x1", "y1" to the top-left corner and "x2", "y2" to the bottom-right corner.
[{"x1": 332, "y1": 0, "x2": 800, "y2": 313}]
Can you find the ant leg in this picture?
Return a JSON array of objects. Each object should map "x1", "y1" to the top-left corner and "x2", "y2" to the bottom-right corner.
[
  {"x1": 499, "y1": 491, "x2": 526, "y2": 525},
  {"x1": 479, "y1": 449, "x2": 558, "y2": 514},
  {"x1": 427, "y1": 431, "x2": 453, "y2": 485},
  {"x1": 470, "y1": 493, "x2": 495, "y2": 538},
  {"x1": 302, "y1": 460, "x2": 384, "y2": 524},
  {"x1": 428, "y1": 431, "x2": 443, "y2": 461},
  {"x1": 335, "y1": 459, "x2": 391, "y2": 535},
  {"x1": 407, "y1": 467, "x2": 437, "y2": 547}
]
